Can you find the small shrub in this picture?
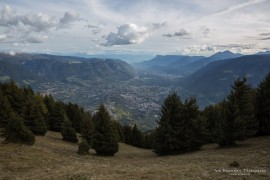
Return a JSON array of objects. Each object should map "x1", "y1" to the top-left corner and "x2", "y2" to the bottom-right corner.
[
  {"x1": 229, "y1": 161, "x2": 240, "y2": 168},
  {"x1": 77, "y1": 140, "x2": 90, "y2": 155}
]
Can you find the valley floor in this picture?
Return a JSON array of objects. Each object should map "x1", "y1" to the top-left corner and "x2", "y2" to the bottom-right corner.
[{"x1": 0, "y1": 132, "x2": 269, "y2": 180}]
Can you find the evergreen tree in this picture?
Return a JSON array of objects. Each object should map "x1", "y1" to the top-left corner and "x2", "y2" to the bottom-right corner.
[
  {"x1": 61, "y1": 115, "x2": 78, "y2": 143},
  {"x1": 131, "y1": 124, "x2": 144, "y2": 148},
  {"x1": 217, "y1": 78, "x2": 257, "y2": 146},
  {"x1": 80, "y1": 112, "x2": 94, "y2": 146},
  {"x1": 0, "y1": 90, "x2": 13, "y2": 135},
  {"x1": 65, "y1": 102, "x2": 83, "y2": 133},
  {"x1": 123, "y1": 125, "x2": 133, "y2": 145},
  {"x1": 49, "y1": 102, "x2": 66, "y2": 132},
  {"x1": 154, "y1": 93, "x2": 202, "y2": 155},
  {"x1": 256, "y1": 73, "x2": 270, "y2": 135},
  {"x1": 144, "y1": 131, "x2": 155, "y2": 149},
  {"x1": 112, "y1": 120, "x2": 125, "y2": 142},
  {"x1": 5, "y1": 113, "x2": 35, "y2": 145},
  {"x1": 92, "y1": 104, "x2": 119, "y2": 156},
  {"x1": 199, "y1": 105, "x2": 221, "y2": 143},
  {"x1": 1, "y1": 81, "x2": 26, "y2": 116},
  {"x1": 23, "y1": 98, "x2": 47, "y2": 135},
  {"x1": 77, "y1": 140, "x2": 90, "y2": 155},
  {"x1": 44, "y1": 95, "x2": 55, "y2": 129}
]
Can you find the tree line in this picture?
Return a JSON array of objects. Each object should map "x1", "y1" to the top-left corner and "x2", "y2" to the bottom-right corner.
[
  {"x1": 0, "y1": 72, "x2": 270, "y2": 156},
  {"x1": 0, "y1": 81, "x2": 151, "y2": 155},
  {"x1": 153, "y1": 74, "x2": 270, "y2": 155}
]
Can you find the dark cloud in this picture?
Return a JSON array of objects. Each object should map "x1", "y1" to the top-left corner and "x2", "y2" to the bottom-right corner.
[
  {"x1": 261, "y1": 37, "x2": 270, "y2": 40},
  {"x1": 151, "y1": 22, "x2": 166, "y2": 30},
  {"x1": 85, "y1": 24, "x2": 102, "y2": 34},
  {"x1": 260, "y1": 32, "x2": 270, "y2": 36},
  {"x1": 163, "y1": 29, "x2": 189, "y2": 37},
  {"x1": 58, "y1": 12, "x2": 80, "y2": 28}
]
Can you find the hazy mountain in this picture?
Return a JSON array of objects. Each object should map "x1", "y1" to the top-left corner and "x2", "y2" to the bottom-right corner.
[
  {"x1": 134, "y1": 51, "x2": 242, "y2": 77},
  {"x1": 256, "y1": 51, "x2": 270, "y2": 55},
  {"x1": 185, "y1": 50, "x2": 243, "y2": 72},
  {"x1": 183, "y1": 54, "x2": 270, "y2": 103},
  {"x1": 0, "y1": 53, "x2": 137, "y2": 83},
  {"x1": 0, "y1": 59, "x2": 41, "y2": 83},
  {"x1": 134, "y1": 55, "x2": 205, "y2": 77}
]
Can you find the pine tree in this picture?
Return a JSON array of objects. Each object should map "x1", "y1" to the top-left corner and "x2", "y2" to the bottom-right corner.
[
  {"x1": 49, "y1": 102, "x2": 66, "y2": 132},
  {"x1": 131, "y1": 124, "x2": 144, "y2": 148},
  {"x1": 1, "y1": 81, "x2": 26, "y2": 116},
  {"x1": 5, "y1": 113, "x2": 35, "y2": 145},
  {"x1": 61, "y1": 115, "x2": 78, "y2": 143},
  {"x1": 154, "y1": 93, "x2": 202, "y2": 155},
  {"x1": 44, "y1": 95, "x2": 55, "y2": 129},
  {"x1": 65, "y1": 102, "x2": 83, "y2": 133},
  {"x1": 111, "y1": 120, "x2": 125, "y2": 142},
  {"x1": 0, "y1": 90, "x2": 13, "y2": 136},
  {"x1": 77, "y1": 139, "x2": 90, "y2": 155},
  {"x1": 123, "y1": 125, "x2": 133, "y2": 145},
  {"x1": 199, "y1": 105, "x2": 221, "y2": 143},
  {"x1": 23, "y1": 98, "x2": 47, "y2": 135},
  {"x1": 144, "y1": 131, "x2": 155, "y2": 149},
  {"x1": 92, "y1": 104, "x2": 119, "y2": 156},
  {"x1": 256, "y1": 73, "x2": 270, "y2": 135},
  {"x1": 217, "y1": 78, "x2": 257, "y2": 146},
  {"x1": 80, "y1": 112, "x2": 94, "y2": 146}
]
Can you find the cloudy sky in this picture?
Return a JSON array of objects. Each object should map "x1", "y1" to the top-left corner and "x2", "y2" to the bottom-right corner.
[{"x1": 0, "y1": 0, "x2": 269, "y2": 60}]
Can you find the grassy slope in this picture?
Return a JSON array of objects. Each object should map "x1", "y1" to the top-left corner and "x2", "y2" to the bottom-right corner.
[{"x1": 0, "y1": 131, "x2": 269, "y2": 180}]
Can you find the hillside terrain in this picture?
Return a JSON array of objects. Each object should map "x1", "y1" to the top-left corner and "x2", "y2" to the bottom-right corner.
[
  {"x1": 134, "y1": 51, "x2": 242, "y2": 77},
  {"x1": 0, "y1": 53, "x2": 137, "y2": 83},
  {"x1": 182, "y1": 54, "x2": 270, "y2": 104},
  {"x1": 0, "y1": 132, "x2": 269, "y2": 179},
  {"x1": 1, "y1": 52, "x2": 270, "y2": 130}
]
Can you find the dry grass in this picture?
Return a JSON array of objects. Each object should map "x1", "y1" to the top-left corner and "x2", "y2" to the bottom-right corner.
[{"x1": 0, "y1": 131, "x2": 269, "y2": 180}]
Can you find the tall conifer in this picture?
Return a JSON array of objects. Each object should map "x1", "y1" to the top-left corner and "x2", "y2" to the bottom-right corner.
[{"x1": 92, "y1": 104, "x2": 118, "y2": 156}]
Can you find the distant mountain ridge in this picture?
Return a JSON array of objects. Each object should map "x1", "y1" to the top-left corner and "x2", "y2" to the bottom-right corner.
[
  {"x1": 134, "y1": 51, "x2": 242, "y2": 77},
  {"x1": 0, "y1": 53, "x2": 137, "y2": 83},
  {"x1": 182, "y1": 54, "x2": 270, "y2": 104}
]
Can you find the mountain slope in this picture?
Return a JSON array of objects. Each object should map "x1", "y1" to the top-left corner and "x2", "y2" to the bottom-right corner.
[
  {"x1": 134, "y1": 55, "x2": 205, "y2": 77},
  {"x1": 0, "y1": 53, "x2": 137, "y2": 83},
  {"x1": 1, "y1": 131, "x2": 269, "y2": 179},
  {"x1": 185, "y1": 50, "x2": 242, "y2": 72},
  {"x1": 134, "y1": 51, "x2": 242, "y2": 77},
  {"x1": 0, "y1": 59, "x2": 41, "y2": 83},
  {"x1": 183, "y1": 54, "x2": 270, "y2": 103}
]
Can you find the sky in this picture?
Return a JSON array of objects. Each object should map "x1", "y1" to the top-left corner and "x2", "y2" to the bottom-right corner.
[{"x1": 0, "y1": 0, "x2": 269, "y2": 61}]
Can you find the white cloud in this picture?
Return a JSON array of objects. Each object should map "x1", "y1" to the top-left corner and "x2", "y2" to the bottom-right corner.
[
  {"x1": 0, "y1": 5, "x2": 80, "y2": 44},
  {"x1": 0, "y1": 34, "x2": 6, "y2": 41},
  {"x1": 20, "y1": 13, "x2": 56, "y2": 32},
  {"x1": 104, "y1": 23, "x2": 149, "y2": 46},
  {"x1": 181, "y1": 44, "x2": 217, "y2": 54},
  {"x1": 0, "y1": 5, "x2": 19, "y2": 26},
  {"x1": 26, "y1": 35, "x2": 48, "y2": 43}
]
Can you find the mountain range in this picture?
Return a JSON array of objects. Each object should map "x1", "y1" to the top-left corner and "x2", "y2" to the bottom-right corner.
[
  {"x1": 1, "y1": 51, "x2": 270, "y2": 102},
  {"x1": 0, "y1": 53, "x2": 137, "y2": 83},
  {"x1": 134, "y1": 50, "x2": 242, "y2": 77},
  {"x1": 181, "y1": 54, "x2": 270, "y2": 104}
]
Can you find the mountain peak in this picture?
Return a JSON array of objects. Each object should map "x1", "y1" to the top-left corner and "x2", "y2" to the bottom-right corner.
[{"x1": 209, "y1": 50, "x2": 242, "y2": 60}]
